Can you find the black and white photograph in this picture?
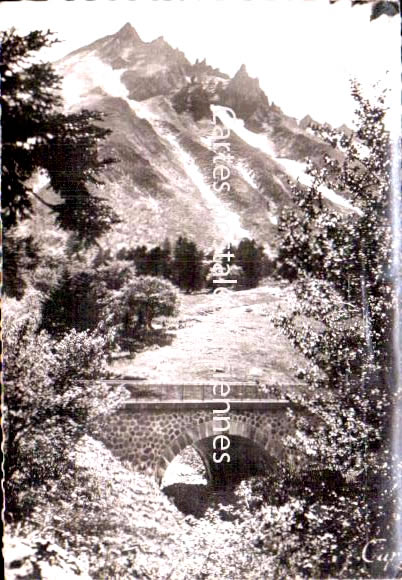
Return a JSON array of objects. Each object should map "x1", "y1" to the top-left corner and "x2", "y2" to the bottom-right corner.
[{"x1": 2, "y1": 0, "x2": 401, "y2": 578}]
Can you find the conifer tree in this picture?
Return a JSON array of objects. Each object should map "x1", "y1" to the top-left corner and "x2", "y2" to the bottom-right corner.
[
  {"x1": 235, "y1": 238, "x2": 265, "y2": 288},
  {"x1": 1, "y1": 29, "x2": 118, "y2": 245},
  {"x1": 173, "y1": 236, "x2": 204, "y2": 292}
]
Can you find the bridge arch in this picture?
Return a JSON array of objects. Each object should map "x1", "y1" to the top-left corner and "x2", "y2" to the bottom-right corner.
[
  {"x1": 98, "y1": 396, "x2": 299, "y2": 484},
  {"x1": 155, "y1": 416, "x2": 286, "y2": 485}
]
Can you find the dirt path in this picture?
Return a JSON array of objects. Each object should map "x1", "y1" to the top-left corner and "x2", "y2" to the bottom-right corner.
[{"x1": 110, "y1": 281, "x2": 306, "y2": 386}]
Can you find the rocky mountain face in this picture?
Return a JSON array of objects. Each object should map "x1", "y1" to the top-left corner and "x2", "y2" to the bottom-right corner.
[
  {"x1": 46, "y1": 23, "x2": 339, "y2": 254},
  {"x1": 220, "y1": 64, "x2": 269, "y2": 122}
]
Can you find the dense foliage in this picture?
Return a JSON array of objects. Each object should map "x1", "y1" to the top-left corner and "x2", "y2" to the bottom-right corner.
[
  {"x1": 3, "y1": 230, "x2": 41, "y2": 299},
  {"x1": 172, "y1": 236, "x2": 205, "y2": 292},
  {"x1": 117, "y1": 239, "x2": 173, "y2": 279},
  {"x1": 40, "y1": 259, "x2": 179, "y2": 353},
  {"x1": 264, "y1": 83, "x2": 398, "y2": 577},
  {"x1": 214, "y1": 238, "x2": 270, "y2": 289},
  {"x1": 4, "y1": 296, "x2": 128, "y2": 521},
  {"x1": 233, "y1": 238, "x2": 267, "y2": 289},
  {"x1": 40, "y1": 260, "x2": 132, "y2": 336},
  {"x1": 115, "y1": 236, "x2": 271, "y2": 293}
]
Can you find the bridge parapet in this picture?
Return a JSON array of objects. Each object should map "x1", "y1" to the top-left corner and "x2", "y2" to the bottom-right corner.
[
  {"x1": 123, "y1": 400, "x2": 291, "y2": 411},
  {"x1": 103, "y1": 381, "x2": 298, "y2": 402}
]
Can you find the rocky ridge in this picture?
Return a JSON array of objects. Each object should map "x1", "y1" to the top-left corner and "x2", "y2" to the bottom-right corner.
[{"x1": 31, "y1": 23, "x2": 344, "y2": 254}]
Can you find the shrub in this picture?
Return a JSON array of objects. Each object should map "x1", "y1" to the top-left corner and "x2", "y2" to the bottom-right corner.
[
  {"x1": 4, "y1": 307, "x2": 128, "y2": 521},
  {"x1": 41, "y1": 260, "x2": 135, "y2": 337},
  {"x1": 111, "y1": 275, "x2": 179, "y2": 350}
]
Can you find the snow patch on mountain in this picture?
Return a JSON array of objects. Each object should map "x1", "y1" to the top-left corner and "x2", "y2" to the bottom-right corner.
[
  {"x1": 211, "y1": 105, "x2": 363, "y2": 217},
  {"x1": 211, "y1": 108, "x2": 277, "y2": 157},
  {"x1": 278, "y1": 158, "x2": 363, "y2": 216},
  {"x1": 59, "y1": 56, "x2": 128, "y2": 109},
  {"x1": 127, "y1": 98, "x2": 161, "y2": 123},
  {"x1": 236, "y1": 163, "x2": 279, "y2": 226},
  {"x1": 58, "y1": 55, "x2": 251, "y2": 244},
  {"x1": 162, "y1": 131, "x2": 250, "y2": 244},
  {"x1": 236, "y1": 163, "x2": 258, "y2": 190}
]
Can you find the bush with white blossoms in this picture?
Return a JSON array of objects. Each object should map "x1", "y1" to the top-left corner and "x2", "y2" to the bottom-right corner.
[{"x1": 259, "y1": 82, "x2": 399, "y2": 577}]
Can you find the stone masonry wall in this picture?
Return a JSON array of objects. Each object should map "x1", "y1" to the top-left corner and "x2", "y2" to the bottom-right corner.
[{"x1": 96, "y1": 404, "x2": 297, "y2": 483}]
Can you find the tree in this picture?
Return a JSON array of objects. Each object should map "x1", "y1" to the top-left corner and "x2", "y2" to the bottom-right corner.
[
  {"x1": 41, "y1": 269, "x2": 107, "y2": 336},
  {"x1": 266, "y1": 82, "x2": 397, "y2": 577},
  {"x1": 1, "y1": 29, "x2": 118, "y2": 246},
  {"x1": 2, "y1": 230, "x2": 41, "y2": 299},
  {"x1": 41, "y1": 260, "x2": 134, "y2": 337},
  {"x1": 116, "y1": 241, "x2": 173, "y2": 280},
  {"x1": 112, "y1": 276, "x2": 179, "y2": 350},
  {"x1": 277, "y1": 81, "x2": 393, "y2": 389},
  {"x1": 235, "y1": 238, "x2": 265, "y2": 289},
  {"x1": 161, "y1": 237, "x2": 173, "y2": 279},
  {"x1": 173, "y1": 236, "x2": 204, "y2": 292},
  {"x1": 147, "y1": 241, "x2": 173, "y2": 279},
  {"x1": 125, "y1": 245, "x2": 149, "y2": 275}
]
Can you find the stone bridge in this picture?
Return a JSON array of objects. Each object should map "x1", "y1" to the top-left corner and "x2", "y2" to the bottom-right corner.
[{"x1": 98, "y1": 382, "x2": 304, "y2": 486}]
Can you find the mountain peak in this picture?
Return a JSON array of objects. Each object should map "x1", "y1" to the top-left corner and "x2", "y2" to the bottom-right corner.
[
  {"x1": 150, "y1": 36, "x2": 171, "y2": 49},
  {"x1": 219, "y1": 63, "x2": 269, "y2": 120},
  {"x1": 116, "y1": 22, "x2": 142, "y2": 43},
  {"x1": 234, "y1": 64, "x2": 254, "y2": 80},
  {"x1": 231, "y1": 64, "x2": 262, "y2": 89}
]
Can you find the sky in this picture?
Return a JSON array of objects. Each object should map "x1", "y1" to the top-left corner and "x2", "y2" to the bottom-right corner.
[{"x1": 1, "y1": 0, "x2": 400, "y2": 127}]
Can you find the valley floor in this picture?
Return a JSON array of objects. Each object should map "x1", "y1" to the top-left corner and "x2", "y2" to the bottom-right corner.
[{"x1": 110, "y1": 280, "x2": 306, "y2": 387}]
